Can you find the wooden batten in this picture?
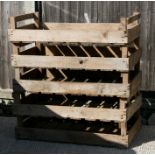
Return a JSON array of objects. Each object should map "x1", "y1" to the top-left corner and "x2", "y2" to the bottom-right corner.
[
  {"x1": 14, "y1": 80, "x2": 129, "y2": 97},
  {"x1": 12, "y1": 55, "x2": 129, "y2": 71},
  {"x1": 126, "y1": 95, "x2": 142, "y2": 121},
  {"x1": 44, "y1": 23, "x2": 121, "y2": 31},
  {"x1": 12, "y1": 104, "x2": 125, "y2": 121},
  {"x1": 8, "y1": 29, "x2": 128, "y2": 44},
  {"x1": 14, "y1": 12, "x2": 39, "y2": 22},
  {"x1": 0, "y1": 88, "x2": 13, "y2": 99}
]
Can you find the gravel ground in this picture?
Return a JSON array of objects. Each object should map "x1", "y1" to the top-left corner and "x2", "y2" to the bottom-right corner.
[{"x1": 0, "y1": 117, "x2": 155, "y2": 154}]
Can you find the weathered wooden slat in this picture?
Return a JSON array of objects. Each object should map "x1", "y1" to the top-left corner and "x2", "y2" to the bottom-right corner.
[
  {"x1": 44, "y1": 23, "x2": 121, "y2": 31},
  {"x1": 14, "y1": 12, "x2": 38, "y2": 22},
  {"x1": 17, "y1": 23, "x2": 37, "y2": 29},
  {"x1": 129, "y1": 49, "x2": 141, "y2": 70},
  {"x1": 127, "y1": 95, "x2": 142, "y2": 120},
  {"x1": 130, "y1": 72, "x2": 142, "y2": 99},
  {"x1": 12, "y1": 94, "x2": 141, "y2": 121},
  {"x1": 14, "y1": 80, "x2": 129, "y2": 97},
  {"x1": 12, "y1": 55, "x2": 129, "y2": 71},
  {"x1": 0, "y1": 88, "x2": 13, "y2": 99},
  {"x1": 128, "y1": 115, "x2": 141, "y2": 145},
  {"x1": 12, "y1": 104, "x2": 124, "y2": 121},
  {"x1": 127, "y1": 12, "x2": 140, "y2": 24},
  {"x1": 128, "y1": 24, "x2": 140, "y2": 43},
  {"x1": 15, "y1": 127, "x2": 128, "y2": 147},
  {"x1": 8, "y1": 29, "x2": 128, "y2": 44}
]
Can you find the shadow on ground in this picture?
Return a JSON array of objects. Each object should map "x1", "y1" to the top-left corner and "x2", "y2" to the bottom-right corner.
[{"x1": 0, "y1": 117, "x2": 155, "y2": 154}]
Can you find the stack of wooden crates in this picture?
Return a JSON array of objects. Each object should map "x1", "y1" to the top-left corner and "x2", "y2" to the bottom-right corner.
[{"x1": 9, "y1": 12, "x2": 142, "y2": 147}]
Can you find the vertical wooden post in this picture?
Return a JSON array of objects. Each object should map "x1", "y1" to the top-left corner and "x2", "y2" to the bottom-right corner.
[
  {"x1": 10, "y1": 16, "x2": 23, "y2": 126},
  {"x1": 120, "y1": 47, "x2": 129, "y2": 136},
  {"x1": 119, "y1": 17, "x2": 129, "y2": 136},
  {"x1": 9, "y1": 17, "x2": 20, "y2": 79}
]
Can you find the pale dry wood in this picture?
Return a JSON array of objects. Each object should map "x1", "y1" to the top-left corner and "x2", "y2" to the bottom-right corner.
[
  {"x1": 66, "y1": 45, "x2": 78, "y2": 56},
  {"x1": 12, "y1": 104, "x2": 126, "y2": 121},
  {"x1": 120, "y1": 99, "x2": 127, "y2": 136},
  {"x1": 15, "y1": 127, "x2": 128, "y2": 147},
  {"x1": 8, "y1": 29, "x2": 128, "y2": 44},
  {"x1": 17, "y1": 23, "x2": 37, "y2": 29},
  {"x1": 12, "y1": 55, "x2": 129, "y2": 71},
  {"x1": 120, "y1": 17, "x2": 127, "y2": 32},
  {"x1": 44, "y1": 23, "x2": 121, "y2": 31},
  {"x1": 106, "y1": 46, "x2": 119, "y2": 58},
  {"x1": 15, "y1": 80, "x2": 129, "y2": 97},
  {"x1": 79, "y1": 45, "x2": 90, "y2": 57},
  {"x1": 127, "y1": 95, "x2": 142, "y2": 121},
  {"x1": 92, "y1": 45, "x2": 104, "y2": 57},
  {"x1": 121, "y1": 47, "x2": 129, "y2": 87},
  {"x1": 0, "y1": 88, "x2": 13, "y2": 99},
  {"x1": 9, "y1": 17, "x2": 16, "y2": 29},
  {"x1": 20, "y1": 68, "x2": 37, "y2": 76},
  {"x1": 10, "y1": 16, "x2": 20, "y2": 80},
  {"x1": 120, "y1": 46, "x2": 128, "y2": 136}
]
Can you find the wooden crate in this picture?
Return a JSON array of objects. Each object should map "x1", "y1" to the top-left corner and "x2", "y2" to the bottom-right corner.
[
  {"x1": 8, "y1": 11, "x2": 142, "y2": 147},
  {"x1": 15, "y1": 112, "x2": 141, "y2": 148},
  {"x1": 12, "y1": 93, "x2": 142, "y2": 122}
]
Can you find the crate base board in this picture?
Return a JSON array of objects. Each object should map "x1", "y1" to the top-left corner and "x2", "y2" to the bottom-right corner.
[{"x1": 15, "y1": 116, "x2": 141, "y2": 148}]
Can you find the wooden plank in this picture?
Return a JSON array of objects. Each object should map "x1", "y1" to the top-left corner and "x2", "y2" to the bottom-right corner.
[
  {"x1": 127, "y1": 12, "x2": 140, "y2": 24},
  {"x1": 8, "y1": 29, "x2": 128, "y2": 44},
  {"x1": 128, "y1": 24, "x2": 140, "y2": 43},
  {"x1": 127, "y1": 95, "x2": 142, "y2": 121},
  {"x1": 12, "y1": 104, "x2": 125, "y2": 121},
  {"x1": 0, "y1": 88, "x2": 13, "y2": 99},
  {"x1": 129, "y1": 49, "x2": 141, "y2": 70},
  {"x1": 17, "y1": 23, "x2": 37, "y2": 29},
  {"x1": 128, "y1": 115, "x2": 141, "y2": 145},
  {"x1": 10, "y1": 15, "x2": 20, "y2": 80},
  {"x1": 14, "y1": 80, "x2": 129, "y2": 97},
  {"x1": 130, "y1": 72, "x2": 142, "y2": 99},
  {"x1": 12, "y1": 55, "x2": 129, "y2": 71},
  {"x1": 15, "y1": 127, "x2": 128, "y2": 147},
  {"x1": 120, "y1": 99, "x2": 127, "y2": 136},
  {"x1": 44, "y1": 23, "x2": 121, "y2": 31},
  {"x1": 14, "y1": 12, "x2": 38, "y2": 22},
  {"x1": 119, "y1": 46, "x2": 128, "y2": 136}
]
